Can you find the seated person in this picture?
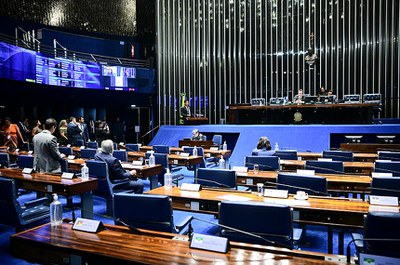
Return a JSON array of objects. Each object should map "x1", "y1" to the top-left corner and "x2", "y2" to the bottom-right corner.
[
  {"x1": 318, "y1": 86, "x2": 328, "y2": 97},
  {"x1": 94, "y1": 139, "x2": 144, "y2": 194},
  {"x1": 191, "y1": 129, "x2": 203, "y2": 141},
  {"x1": 293, "y1": 89, "x2": 304, "y2": 104},
  {"x1": 252, "y1": 136, "x2": 275, "y2": 156}
]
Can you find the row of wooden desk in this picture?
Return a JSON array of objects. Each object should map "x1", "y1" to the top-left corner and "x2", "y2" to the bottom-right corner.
[{"x1": 11, "y1": 221, "x2": 350, "y2": 265}]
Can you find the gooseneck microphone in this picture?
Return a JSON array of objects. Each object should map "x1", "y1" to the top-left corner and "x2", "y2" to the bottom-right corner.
[{"x1": 188, "y1": 216, "x2": 292, "y2": 250}]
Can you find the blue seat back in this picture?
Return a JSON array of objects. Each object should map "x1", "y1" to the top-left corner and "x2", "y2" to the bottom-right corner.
[
  {"x1": 212, "y1": 135, "x2": 222, "y2": 146},
  {"x1": 153, "y1": 145, "x2": 170, "y2": 154},
  {"x1": 371, "y1": 177, "x2": 400, "y2": 199},
  {"x1": 245, "y1": 156, "x2": 279, "y2": 171},
  {"x1": 196, "y1": 168, "x2": 236, "y2": 188},
  {"x1": 252, "y1": 150, "x2": 276, "y2": 156},
  {"x1": 17, "y1": 155, "x2": 34, "y2": 168},
  {"x1": 374, "y1": 161, "x2": 400, "y2": 176},
  {"x1": 305, "y1": 160, "x2": 344, "y2": 174},
  {"x1": 364, "y1": 212, "x2": 400, "y2": 258},
  {"x1": 322, "y1": 150, "x2": 354, "y2": 162},
  {"x1": 80, "y1": 148, "x2": 97, "y2": 159},
  {"x1": 277, "y1": 173, "x2": 328, "y2": 196},
  {"x1": 125, "y1": 143, "x2": 140, "y2": 152},
  {"x1": 59, "y1": 147, "x2": 73, "y2": 156},
  {"x1": 274, "y1": 150, "x2": 298, "y2": 160},
  {"x1": 86, "y1": 160, "x2": 112, "y2": 198},
  {"x1": 378, "y1": 151, "x2": 400, "y2": 161},
  {"x1": 219, "y1": 201, "x2": 293, "y2": 249},
  {"x1": 113, "y1": 150, "x2": 128, "y2": 162},
  {"x1": 75, "y1": 139, "x2": 85, "y2": 147},
  {"x1": 87, "y1": 141, "x2": 98, "y2": 149},
  {"x1": 0, "y1": 153, "x2": 11, "y2": 167},
  {"x1": 114, "y1": 194, "x2": 174, "y2": 233}
]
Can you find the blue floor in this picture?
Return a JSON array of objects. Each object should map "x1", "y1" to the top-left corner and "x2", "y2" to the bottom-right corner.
[{"x1": 0, "y1": 167, "x2": 359, "y2": 264}]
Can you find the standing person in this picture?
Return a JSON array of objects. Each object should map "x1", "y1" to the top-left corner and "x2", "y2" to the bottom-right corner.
[
  {"x1": 78, "y1": 116, "x2": 89, "y2": 145},
  {"x1": 1, "y1": 117, "x2": 26, "y2": 150},
  {"x1": 32, "y1": 118, "x2": 65, "y2": 173},
  {"x1": 31, "y1": 120, "x2": 43, "y2": 138},
  {"x1": 94, "y1": 139, "x2": 143, "y2": 194},
  {"x1": 181, "y1": 100, "x2": 192, "y2": 118},
  {"x1": 87, "y1": 115, "x2": 96, "y2": 141},
  {"x1": 67, "y1": 116, "x2": 83, "y2": 146},
  {"x1": 111, "y1": 116, "x2": 125, "y2": 143},
  {"x1": 58, "y1": 119, "x2": 68, "y2": 146},
  {"x1": 17, "y1": 118, "x2": 30, "y2": 143},
  {"x1": 95, "y1": 120, "x2": 110, "y2": 145}
]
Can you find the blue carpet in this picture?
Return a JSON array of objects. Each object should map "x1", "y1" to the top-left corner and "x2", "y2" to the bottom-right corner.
[{"x1": 0, "y1": 168, "x2": 359, "y2": 264}]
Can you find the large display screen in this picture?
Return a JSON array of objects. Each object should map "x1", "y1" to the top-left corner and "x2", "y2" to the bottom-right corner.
[{"x1": 0, "y1": 41, "x2": 154, "y2": 93}]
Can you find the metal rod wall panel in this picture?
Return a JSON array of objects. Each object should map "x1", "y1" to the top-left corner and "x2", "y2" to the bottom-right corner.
[{"x1": 156, "y1": 0, "x2": 400, "y2": 125}]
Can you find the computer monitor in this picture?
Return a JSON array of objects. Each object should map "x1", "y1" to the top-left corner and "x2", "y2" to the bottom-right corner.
[
  {"x1": 319, "y1": 95, "x2": 336, "y2": 103},
  {"x1": 304, "y1": 95, "x2": 318, "y2": 104}
]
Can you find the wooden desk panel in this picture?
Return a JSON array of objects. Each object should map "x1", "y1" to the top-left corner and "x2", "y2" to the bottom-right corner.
[
  {"x1": 179, "y1": 139, "x2": 215, "y2": 149},
  {"x1": 297, "y1": 152, "x2": 378, "y2": 162},
  {"x1": 11, "y1": 222, "x2": 349, "y2": 265},
  {"x1": 280, "y1": 160, "x2": 375, "y2": 175},
  {"x1": 340, "y1": 143, "x2": 400, "y2": 153},
  {"x1": 140, "y1": 145, "x2": 232, "y2": 159}
]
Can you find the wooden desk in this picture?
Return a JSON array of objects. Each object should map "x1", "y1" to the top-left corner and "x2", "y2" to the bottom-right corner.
[
  {"x1": 67, "y1": 159, "x2": 163, "y2": 189},
  {"x1": 340, "y1": 143, "x2": 400, "y2": 153},
  {"x1": 280, "y1": 160, "x2": 375, "y2": 175},
  {"x1": 0, "y1": 168, "x2": 97, "y2": 219},
  {"x1": 297, "y1": 152, "x2": 378, "y2": 162},
  {"x1": 127, "y1": 152, "x2": 204, "y2": 167},
  {"x1": 140, "y1": 145, "x2": 232, "y2": 159},
  {"x1": 182, "y1": 116, "x2": 209, "y2": 125},
  {"x1": 236, "y1": 170, "x2": 371, "y2": 195},
  {"x1": 147, "y1": 186, "x2": 391, "y2": 254},
  {"x1": 10, "y1": 221, "x2": 349, "y2": 265},
  {"x1": 179, "y1": 139, "x2": 215, "y2": 149}
]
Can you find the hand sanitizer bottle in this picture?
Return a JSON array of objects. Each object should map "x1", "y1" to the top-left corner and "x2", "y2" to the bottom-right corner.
[
  {"x1": 219, "y1": 156, "x2": 226, "y2": 169},
  {"x1": 222, "y1": 141, "x2": 227, "y2": 151},
  {"x1": 164, "y1": 168, "x2": 172, "y2": 189},
  {"x1": 50, "y1": 193, "x2": 63, "y2": 226},
  {"x1": 193, "y1": 146, "x2": 198, "y2": 157},
  {"x1": 149, "y1": 151, "x2": 156, "y2": 166},
  {"x1": 81, "y1": 163, "x2": 89, "y2": 180},
  {"x1": 274, "y1": 142, "x2": 279, "y2": 151}
]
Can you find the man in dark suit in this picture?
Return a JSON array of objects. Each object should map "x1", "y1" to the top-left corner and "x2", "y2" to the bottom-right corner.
[
  {"x1": 181, "y1": 100, "x2": 191, "y2": 118},
  {"x1": 67, "y1": 116, "x2": 83, "y2": 146},
  {"x1": 32, "y1": 118, "x2": 65, "y2": 173},
  {"x1": 94, "y1": 139, "x2": 143, "y2": 194},
  {"x1": 78, "y1": 116, "x2": 90, "y2": 145},
  {"x1": 87, "y1": 115, "x2": 96, "y2": 141}
]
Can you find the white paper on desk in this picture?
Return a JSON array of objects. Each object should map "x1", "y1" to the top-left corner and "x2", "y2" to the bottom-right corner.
[
  {"x1": 67, "y1": 159, "x2": 76, "y2": 164},
  {"x1": 236, "y1": 172, "x2": 248, "y2": 177},
  {"x1": 369, "y1": 205, "x2": 400, "y2": 213},
  {"x1": 263, "y1": 197, "x2": 311, "y2": 207},
  {"x1": 217, "y1": 194, "x2": 252, "y2": 202},
  {"x1": 123, "y1": 165, "x2": 144, "y2": 170}
]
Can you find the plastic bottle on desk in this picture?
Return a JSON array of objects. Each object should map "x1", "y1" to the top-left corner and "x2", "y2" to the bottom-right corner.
[
  {"x1": 149, "y1": 151, "x2": 156, "y2": 166},
  {"x1": 219, "y1": 156, "x2": 226, "y2": 169},
  {"x1": 81, "y1": 163, "x2": 89, "y2": 180},
  {"x1": 193, "y1": 146, "x2": 198, "y2": 157},
  {"x1": 274, "y1": 142, "x2": 279, "y2": 151},
  {"x1": 164, "y1": 168, "x2": 172, "y2": 189},
  {"x1": 222, "y1": 141, "x2": 227, "y2": 151},
  {"x1": 50, "y1": 194, "x2": 63, "y2": 226}
]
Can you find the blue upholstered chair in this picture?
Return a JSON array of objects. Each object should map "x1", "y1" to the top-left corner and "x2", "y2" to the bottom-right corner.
[
  {"x1": 0, "y1": 177, "x2": 49, "y2": 231},
  {"x1": 145, "y1": 153, "x2": 182, "y2": 186},
  {"x1": 80, "y1": 148, "x2": 97, "y2": 159},
  {"x1": 322, "y1": 150, "x2": 354, "y2": 162},
  {"x1": 59, "y1": 146, "x2": 73, "y2": 156},
  {"x1": 0, "y1": 153, "x2": 12, "y2": 167},
  {"x1": 252, "y1": 150, "x2": 276, "y2": 156},
  {"x1": 196, "y1": 168, "x2": 237, "y2": 189},
  {"x1": 277, "y1": 173, "x2": 328, "y2": 196},
  {"x1": 86, "y1": 160, "x2": 127, "y2": 215},
  {"x1": 201, "y1": 135, "x2": 207, "y2": 141},
  {"x1": 374, "y1": 161, "x2": 400, "y2": 176},
  {"x1": 153, "y1": 145, "x2": 170, "y2": 154},
  {"x1": 125, "y1": 143, "x2": 140, "y2": 152},
  {"x1": 212, "y1": 135, "x2": 223, "y2": 146},
  {"x1": 352, "y1": 212, "x2": 400, "y2": 258},
  {"x1": 17, "y1": 155, "x2": 34, "y2": 169},
  {"x1": 113, "y1": 150, "x2": 128, "y2": 162},
  {"x1": 245, "y1": 156, "x2": 280, "y2": 171},
  {"x1": 87, "y1": 141, "x2": 98, "y2": 149},
  {"x1": 305, "y1": 160, "x2": 344, "y2": 174},
  {"x1": 378, "y1": 151, "x2": 400, "y2": 161},
  {"x1": 274, "y1": 150, "x2": 298, "y2": 160},
  {"x1": 219, "y1": 201, "x2": 294, "y2": 249},
  {"x1": 113, "y1": 193, "x2": 192, "y2": 234},
  {"x1": 371, "y1": 177, "x2": 400, "y2": 199},
  {"x1": 183, "y1": 146, "x2": 217, "y2": 169},
  {"x1": 75, "y1": 139, "x2": 85, "y2": 147}
]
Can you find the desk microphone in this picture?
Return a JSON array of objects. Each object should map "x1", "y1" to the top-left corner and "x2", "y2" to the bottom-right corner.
[
  {"x1": 346, "y1": 238, "x2": 400, "y2": 263},
  {"x1": 193, "y1": 177, "x2": 252, "y2": 193},
  {"x1": 263, "y1": 180, "x2": 330, "y2": 196},
  {"x1": 75, "y1": 208, "x2": 142, "y2": 234},
  {"x1": 302, "y1": 163, "x2": 347, "y2": 175},
  {"x1": 188, "y1": 216, "x2": 292, "y2": 250}
]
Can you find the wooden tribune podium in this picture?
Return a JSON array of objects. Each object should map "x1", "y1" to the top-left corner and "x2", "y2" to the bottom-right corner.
[
  {"x1": 182, "y1": 117, "x2": 208, "y2": 125},
  {"x1": 179, "y1": 139, "x2": 214, "y2": 149}
]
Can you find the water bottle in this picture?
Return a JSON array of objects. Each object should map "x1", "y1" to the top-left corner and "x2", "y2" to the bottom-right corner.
[
  {"x1": 193, "y1": 146, "x2": 198, "y2": 157},
  {"x1": 50, "y1": 193, "x2": 63, "y2": 226},
  {"x1": 222, "y1": 141, "x2": 227, "y2": 151},
  {"x1": 81, "y1": 163, "x2": 89, "y2": 180},
  {"x1": 164, "y1": 168, "x2": 172, "y2": 189},
  {"x1": 149, "y1": 151, "x2": 156, "y2": 166},
  {"x1": 274, "y1": 142, "x2": 279, "y2": 151},
  {"x1": 219, "y1": 156, "x2": 226, "y2": 169}
]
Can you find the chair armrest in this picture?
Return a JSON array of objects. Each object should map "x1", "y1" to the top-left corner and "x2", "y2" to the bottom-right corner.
[
  {"x1": 175, "y1": 215, "x2": 193, "y2": 231},
  {"x1": 24, "y1": 197, "x2": 49, "y2": 208},
  {"x1": 351, "y1": 233, "x2": 364, "y2": 249}
]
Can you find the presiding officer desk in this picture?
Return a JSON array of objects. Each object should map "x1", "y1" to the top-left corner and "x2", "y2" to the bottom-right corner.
[
  {"x1": 0, "y1": 168, "x2": 97, "y2": 218},
  {"x1": 10, "y1": 221, "x2": 349, "y2": 264}
]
